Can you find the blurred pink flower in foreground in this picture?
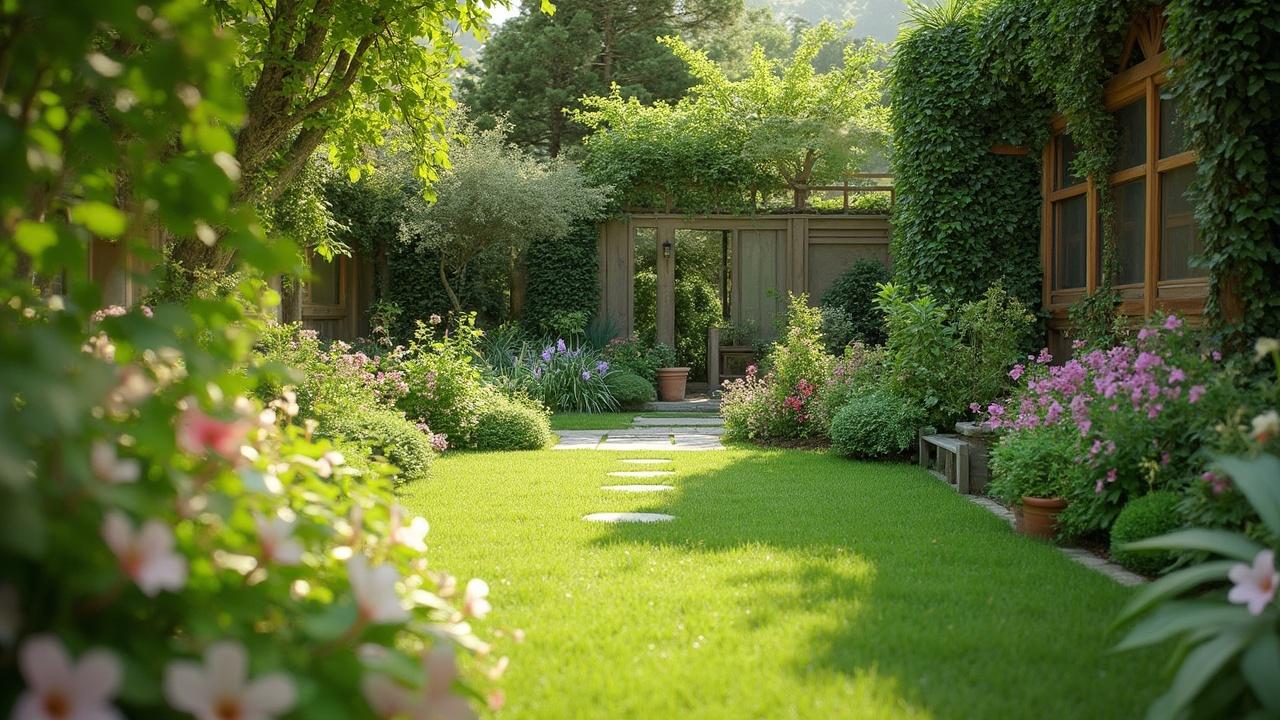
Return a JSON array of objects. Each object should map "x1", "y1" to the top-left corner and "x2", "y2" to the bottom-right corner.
[
  {"x1": 101, "y1": 511, "x2": 188, "y2": 597},
  {"x1": 348, "y1": 555, "x2": 409, "y2": 624},
  {"x1": 164, "y1": 641, "x2": 296, "y2": 720},
  {"x1": 254, "y1": 513, "x2": 303, "y2": 566},
  {"x1": 362, "y1": 647, "x2": 475, "y2": 720},
  {"x1": 464, "y1": 579, "x2": 491, "y2": 619},
  {"x1": 176, "y1": 403, "x2": 249, "y2": 462},
  {"x1": 13, "y1": 634, "x2": 123, "y2": 720},
  {"x1": 91, "y1": 441, "x2": 140, "y2": 484},
  {"x1": 1228, "y1": 550, "x2": 1278, "y2": 616}
]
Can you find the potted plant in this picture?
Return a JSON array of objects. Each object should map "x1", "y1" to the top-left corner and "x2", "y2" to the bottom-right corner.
[
  {"x1": 651, "y1": 343, "x2": 688, "y2": 401},
  {"x1": 988, "y1": 426, "x2": 1074, "y2": 541}
]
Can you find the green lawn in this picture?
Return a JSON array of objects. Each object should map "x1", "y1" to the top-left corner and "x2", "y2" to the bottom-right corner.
[
  {"x1": 401, "y1": 447, "x2": 1164, "y2": 719},
  {"x1": 550, "y1": 411, "x2": 718, "y2": 430}
]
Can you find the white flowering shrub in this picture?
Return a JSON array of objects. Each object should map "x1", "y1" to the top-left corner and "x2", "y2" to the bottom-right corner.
[{"x1": 0, "y1": 0, "x2": 507, "y2": 716}]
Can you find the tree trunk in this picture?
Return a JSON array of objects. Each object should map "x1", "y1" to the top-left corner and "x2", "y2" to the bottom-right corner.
[
  {"x1": 438, "y1": 254, "x2": 462, "y2": 313},
  {"x1": 509, "y1": 249, "x2": 527, "y2": 321}
]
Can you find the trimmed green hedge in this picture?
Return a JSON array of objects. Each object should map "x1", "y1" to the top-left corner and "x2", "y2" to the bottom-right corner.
[
  {"x1": 524, "y1": 221, "x2": 599, "y2": 336},
  {"x1": 319, "y1": 407, "x2": 435, "y2": 485},
  {"x1": 473, "y1": 398, "x2": 552, "y2": 451},
  {"x1": 1109, "y1": 491, "x2": 1182, "y2": 575}
]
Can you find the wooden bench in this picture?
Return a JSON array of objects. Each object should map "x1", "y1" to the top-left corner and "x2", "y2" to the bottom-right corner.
[{"x1": 919, "y1": 432, "x2": 970, "y2": 494}]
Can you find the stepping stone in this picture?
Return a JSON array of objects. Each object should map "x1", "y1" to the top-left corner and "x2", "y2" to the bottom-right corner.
[
  {"x1": 599, "y1": 437, "x2": 722, "y2": 452},
  {"x1": 551, "y1": 431, "x2": 606, "y2": 450},
  {"x1": 583, "y1": 512, "x2": 675, "y2": 523},
  {"x1": 606, "y1": 470, "x2": 674, "y2": 478},
  {"x1": 621, "y1": 459, "x2": 672, "y2": 465},
  {"x1": 632, "y1": 416, "x2": 724, "y2": 427},
  {"x1": 601, "y1": 484, "x2": 675, "y2": 493}
]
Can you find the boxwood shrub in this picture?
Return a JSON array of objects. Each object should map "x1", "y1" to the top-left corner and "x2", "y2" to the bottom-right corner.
[
  {"x1": 473, "y1": 398, "x2": 553, "y2": 451},
  {"x1": 605, "y1": 371, "x2": 656, "y2": 408},
  {"x1": 318, "y1": 407, "x2": 435, "y2": 485},
  {"x1": 1109, "y1": 491, "x2": 1183, "y2": 576},
  {"x1": 829, "y1": 391, "x2": 921, "y2": 459}
]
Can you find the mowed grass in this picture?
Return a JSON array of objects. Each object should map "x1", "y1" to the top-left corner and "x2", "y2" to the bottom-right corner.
[{"x1": 401, "y1": 447, "x2": 1164, "y2": 719}]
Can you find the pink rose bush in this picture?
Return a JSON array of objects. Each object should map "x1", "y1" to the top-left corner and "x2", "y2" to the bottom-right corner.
[{"x1": 721, "y1": 295, "x2": 832, "y2": 442}]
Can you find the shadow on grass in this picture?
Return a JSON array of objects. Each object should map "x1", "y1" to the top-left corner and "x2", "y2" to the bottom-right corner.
[{"x1": 588, "y1": 448, "x2": 1162, "y2": 719}]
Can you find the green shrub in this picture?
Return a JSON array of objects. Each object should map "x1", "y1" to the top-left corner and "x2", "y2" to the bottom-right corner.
[
  {"x1": 397, "y1": 314, "x2": 490, "y2": 446},
  {"x1": 605, "y1": 371, "x2": 656, "y2": 408},
  {"x1": 473, "y1": 398, "x2": 552, "y2": 451},
  {"x1": 829, "y1": 392, "x2": 922, "y2": 458},
  {"x1": 818, "y1": 342, "x2": 888, "y2": 426},
  {"x1": 603, "y1": 336, "x2": 674, "y2": 383},
  {"x1": 525, "y1": 221, "x2": 600, "y2": 337},
  {"x1": 821, "y1": 260, "x2": 891, "y2": 348},
  {"x1": 1109, "y1": 491, "x2": 1183, "y2": 575},
  {"x1": 319, "y1": 407, "x2": 437, "y2": 485},
  {"x1": 988, "y1": 425, "x2": 1079, "y2": 505}
]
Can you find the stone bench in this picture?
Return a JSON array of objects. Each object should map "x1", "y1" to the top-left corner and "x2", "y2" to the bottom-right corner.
[{"x1": 919, "y1": 431, "x2": 970, "y2": 494}]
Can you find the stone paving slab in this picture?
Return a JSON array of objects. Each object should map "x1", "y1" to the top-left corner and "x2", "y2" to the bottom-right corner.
[
  {"x1": 606, "y1": 470, "x2": 675, "y2": 478},
  {"x1": 583, "y1": 512, "x2": 675, "y2": 523},
  {"x1": 601, "y1": 484, "x2": 675, "y2": 493},
  {"x1": 597, "y1": 436, "x2": 723, "y2": 452},
  {"x1": 609, "y1": 427, "x2": 725, "y2": 437},
  {"x1": 550, "y1": 431, "x2": 605, "y2": 450},
  {"x1": 631, "y1": 416, "x2": 724, "y2": 427},
  {"x1": 642, "y1": 399, "x2": 721, "y2": 412}
]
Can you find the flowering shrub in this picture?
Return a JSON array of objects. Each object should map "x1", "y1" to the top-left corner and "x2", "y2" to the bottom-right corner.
[
  {"x1": 818, "y1": 342, "x2": 889, "y2": 426},
  {"x1": 983, "y1": 315, "x2": 1257, "y2": 536},
  {"x1": 484, "y1": 336, "x2": 617, "y2": 413},
  {"x1": 721, "y1": 295, "x2": 832, "y2": 442},
  {"x1": 0, "y1": 4, "x2": 506, "y2": 715},
  {"x1": 601, "y1": 335, "x2": 676, "y2": 384},
  {"x1": 1112, "y1": 452, "x2": 1280, "y2": 718},
  {"x1": 397, "y1": 314, "x2": 494, "y2": 446}
]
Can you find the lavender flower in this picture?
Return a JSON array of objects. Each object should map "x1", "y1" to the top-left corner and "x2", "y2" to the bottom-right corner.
[
  {"x1": 596, "y1": 361, "x2": 609, "y2": 374},
  {"x1": 581, "y1": 370, "x2": 591, "y2": 381}
]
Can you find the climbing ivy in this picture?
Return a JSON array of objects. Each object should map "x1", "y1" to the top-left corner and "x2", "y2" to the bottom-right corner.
[{"x1": 889, "y1": 0, "x2": 1280, "y2": 345}]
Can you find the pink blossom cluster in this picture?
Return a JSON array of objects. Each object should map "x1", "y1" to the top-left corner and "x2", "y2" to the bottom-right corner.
[{"x1": 782, "y1": 379, "x2": 817, "y2": 422}]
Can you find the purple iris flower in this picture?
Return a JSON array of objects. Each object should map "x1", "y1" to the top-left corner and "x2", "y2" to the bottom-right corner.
[
  {"x1": 556, "y1": 338, "x2": 567, "y2": 353},
  {"x1": 581, "y1": 370, "x2": 591, "y2": 381},
  {"x1": 541, "y1": 347, "x2": 553, "y2": 362},
  {"x1": 596, "y1": 361, "x2": 609, "y2": 374}
]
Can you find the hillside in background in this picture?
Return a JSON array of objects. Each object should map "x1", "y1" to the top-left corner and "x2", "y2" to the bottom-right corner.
[{"x1": 750, "y1": 0, "x2": 906, "y2": 43}]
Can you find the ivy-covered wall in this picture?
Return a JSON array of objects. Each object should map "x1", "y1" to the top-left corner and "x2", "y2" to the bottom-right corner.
[
  {"x1": 889, "y1": 0, "x2": 1280, "y2": 344},
  {"x1": 523, "y1": 221, "x2": 600, "y2": 335}
]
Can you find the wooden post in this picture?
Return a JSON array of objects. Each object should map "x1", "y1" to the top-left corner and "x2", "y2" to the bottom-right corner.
[
  {"x1": 957, "y1": 442, "x2": 971, "y2": 494},
  {"x1": 707, "y1": 326, "x2": 720, "y2": 390},
  {"x1": 656, "y1": 223, "x2": 676, "y2": 348}
]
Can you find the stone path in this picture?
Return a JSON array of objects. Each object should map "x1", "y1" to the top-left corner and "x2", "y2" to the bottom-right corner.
[
  {"x1": 606, "y1": 470, "x2": 674, "y2": 478},
  {"x1": 552, "y1": 414, "x2": 725, "y2": 452}
]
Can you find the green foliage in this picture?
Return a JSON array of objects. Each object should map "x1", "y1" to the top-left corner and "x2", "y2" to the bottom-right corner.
[
  {"x1": 674, "y1": 274, "x2": 722, "y2": 378},
  {"x1": 400, "y1": 116, "x2": 611, "y2": 313},
  {"x1": 888, "y1": 4, "x2": 1045, "y2": 312},
  {"x1": 818, "y1": 342, "x2": 889, "y2": 426},
  {"x1": 829, "y1": 392, "x2": 922, "y2": 459},
  {"x1": 1113, "y1": 453, "x2": 1280, "y2": 718},
  {"x1": 461, "y1": 0, "x2": 740, "y2": 156},
  {"x1": 1110, "y1": 491, "x2": 1183, "y2": 575},
  {"x1": 473, "y1": 398, "x2": 553, "y2": 451},
  {"x1": 397, "y1": 315, "x2": 491, "y2": 447},
  {"x1": 1163, "y1": 0, "x2": 1280, "y2": 344},
  {"x1": 989, "y1": 425, "x2": 1079, "y2": 503},
  {"x1": 0, "y1": 0, "x2": 500, "y2": 714},
  {"x1": 953, "y1": 281, "x2": 1037, "y2": 408},
  {"x1": 525, "y1": 222, "x2": 600, "y2": 337},
  {"x1": 605, "y1": 371, "x2": 657, "y2": 408},
  {"x1": 575, "y1": 21, "x2": 888, "y2": 212},
  {"x1": 603, "y1": 336, "x2": 676, "y2": 384},
  {"x1": 319, "y1": 407, "x2": 437, "y2": 485},
  {"x1": 820, "y1": 260, "x2": 891, "y2": 348}
]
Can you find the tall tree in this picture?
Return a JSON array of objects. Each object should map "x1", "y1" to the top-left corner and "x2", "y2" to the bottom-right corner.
[
  {"x1": 461, "y1": 0, "x2": 742, "y2": 156},
  {"x1": 169, "y1": 0, "x2": 519, "y2": 275}
]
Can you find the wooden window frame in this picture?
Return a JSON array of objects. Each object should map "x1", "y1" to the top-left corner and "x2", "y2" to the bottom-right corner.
[{"x1": 1041, "y1": 7, "x2": 1207, "y2": 328}]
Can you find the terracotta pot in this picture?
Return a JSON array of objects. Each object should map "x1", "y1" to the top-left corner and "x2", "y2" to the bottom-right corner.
[
  {"x1": 1019, "y1": 496, "x2": 1068, "y2": 541},
  {"x1": 655, "y1": 367, "x2": 691, "y2": 401}
]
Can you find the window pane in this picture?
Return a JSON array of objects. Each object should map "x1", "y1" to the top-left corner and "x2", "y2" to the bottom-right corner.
[
  {"x1": 1112, "y1": 179, "x2": 1145, "y2": 285},
  {"x1": 309, "y1": 253, "x2": 340, "y2": 305},
  {"x1": 1160, "y1": 165, "x2": 1204, "y2": 279},
  {"x1": 1114, "y1": 99, "x2": 1146, "y2": 170},
  {"x1": 1054, "y1": 195, "x2": 1087, "y2": 290},
  {"x1": 1159, "y1": 96, "x2": 1189, "y2": 158},
  {"x1": 1057, "y1": 134, "x2": 1083, "y2": 189}
]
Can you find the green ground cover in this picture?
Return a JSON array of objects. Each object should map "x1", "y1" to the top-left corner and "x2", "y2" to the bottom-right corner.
[{"x1": 401, "y1": 447, "x2": 1163, "y2": 719}]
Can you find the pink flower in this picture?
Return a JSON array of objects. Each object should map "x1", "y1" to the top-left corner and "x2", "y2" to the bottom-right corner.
[
  {"x1": 1105, "y1": 468, "x2": 1117, "y2": 483},
  {"x1": 176, "y1": 404, "x2": 249, "y2": 462},
  {"x1": 362, "y1": 648, "x2": 475, "y2": 720},
  {"x1": 1036, "y1": 348, "x2": 1053, "y2": 364},
  {"x1": 1228, "y1": 550, "x2": 1278, "y2": 616},
  {"x1": 101, "y1": 511, "x2": 187, "y2": 596},
  {"x1": 348, "y1": 555, "x2": 409, "y2": 624},
  {"x1": 164, "y1": 641, "x2": 296, "y2": 720},
  {"x1": 1163, "y1": 314, "x2": 1183, "y2": 331},
  {"x1": 1202, "y1": 471, "x2": 1230, "y2": 495},
  {"x1": 1008, "y1": 364, "x2": 1024, "y2": 381},
  {"x1": 390, "y1": 505, "x2": 430, "y2": 553},
  {"x1": 463, "y1": 578, "x2": 491, "y2": 619},
  {"x1": 13, "y1": 635, "x2": 123, "y2": 720},
  {"x1": 91, "y1": 441, "x2": 140, "y2": 484},
  {"x1": 254, "y1": 513, "x2": 303, "y2": 566},
  {"x1": 1188, "y1": 385, "x2": 1206, "y2": 403},
  {"x1": 1168, "y1": 368, "x2": 1185, "y2": 384}
]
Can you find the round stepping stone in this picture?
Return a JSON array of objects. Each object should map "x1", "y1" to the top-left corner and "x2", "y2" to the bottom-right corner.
[
  {"x1": 583, "y1": 512, "x2": 675, "y2": 523},
  {"x1": 601, "y1": 484, "x2": 675, "y2": 493},
  {"x1": 607, "y1": 470, "x2": 674, "y2": 478},
  {"x1": 621, "y1": 458, "x2": 672, "y2": 465}
]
